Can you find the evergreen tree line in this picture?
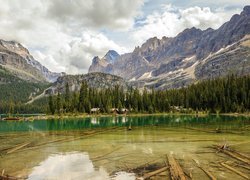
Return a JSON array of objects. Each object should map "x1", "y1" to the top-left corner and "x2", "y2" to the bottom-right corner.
[{"x1": 48, "y1": 75, "x2": 250, "y2": 114}]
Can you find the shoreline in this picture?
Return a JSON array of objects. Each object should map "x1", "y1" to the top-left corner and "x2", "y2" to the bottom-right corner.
[{"x1": 1, "y1": 112, "x2": 249, "y2": 121}]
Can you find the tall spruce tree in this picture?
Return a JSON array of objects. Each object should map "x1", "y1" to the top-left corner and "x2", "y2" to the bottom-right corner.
[
  {"x1": 49, "y1": 95, "x2": 55, "y2": 114},
  {"x1": 56, "y1": 92, "x2": 62, "y2": 114},
  {"x1": 65, "y1": 83, "x2": 70, "y2": 112}
]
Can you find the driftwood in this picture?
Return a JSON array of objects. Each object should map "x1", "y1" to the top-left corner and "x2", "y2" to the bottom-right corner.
[
  {"x1": 0, "y1": 170, "x2": 25, "y2": 180},
  {"x1": 142, "y1": 166, "x2": 168, "y2": 179},
  {"x1": 221, "y1": 162, "x2": 249, "y2": 179},
  {"x1": 92, "y1": 146, "x2": 123, "y2": 161},
  {"x1": 6, "y1": 142, "x2": 31, "y2": 154},
  {"x1": 185, "y1": 127, "x2": 214, "y2": 133},
  {"x1": 4, "y1": 127, "x2": 125, "y2": 155},
  {"x1": 113, "y1": 157, "x2": 163, "y2": 175},
  {"x1": 237, "y1": 164, "x2": 250, "y2": 171},
  {"x1": 0, "y1": 175, "x2": 26, "y2": 180},
  {"x1": 228, "y1": 149, "x2": 250, "y2": 161},
  {"x1": 213, "y1": 146, "x2": 250, "y2": 165},
  {"x1": 167, "y1": 154, "x2": 186, "y2": 180},
  {"x1": 0, "y1": 175, "x2": 18, "y2": 180},
  {"x1": 186, "y1": 127, "x2": 244, "y2": 135},
  {"x1": 193, "y1": 159, "x2": 216, "y2": 180},
  {"x1": 118, "y1": 139, "x2": 218, "y2": 144}
]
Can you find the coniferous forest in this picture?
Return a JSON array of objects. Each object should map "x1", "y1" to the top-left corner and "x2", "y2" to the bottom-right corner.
[
  {"x1": 0, "y1": 74, "x2": 249, "y2": 114},
  {"x1": 47, "y1": 74, "x2": 250, "y2": 115}
]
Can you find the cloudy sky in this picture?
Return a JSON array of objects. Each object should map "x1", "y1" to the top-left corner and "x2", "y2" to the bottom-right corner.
[{"x1": 0, "y1": 0, "x2": 248, "y2": 74}]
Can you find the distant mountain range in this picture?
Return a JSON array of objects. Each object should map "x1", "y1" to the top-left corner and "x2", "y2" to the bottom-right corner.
[{"x1": 89, "y1": 6, "x2": 250, "y2": 89}]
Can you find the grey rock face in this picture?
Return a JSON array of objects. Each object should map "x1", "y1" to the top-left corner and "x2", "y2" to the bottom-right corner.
[
  {"x1": 88, "y1": 6, "x2": 250, "y2": 89},
  {"x1": 45, "y1": 72, "x2": 128, "y2": 95},
  {"x1": 88, "y1": 50, "x2": 120, "y2": 74}
]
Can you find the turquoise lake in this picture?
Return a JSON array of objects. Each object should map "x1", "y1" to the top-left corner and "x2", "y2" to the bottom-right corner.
[{"x1": 0, "y1": 115, "x2": 249, "y2": 179}]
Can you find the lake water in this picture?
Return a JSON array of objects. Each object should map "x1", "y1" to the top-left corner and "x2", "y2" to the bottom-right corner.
[{"x1": 0, "y1": 115, "x2": 249, "y2": 179}]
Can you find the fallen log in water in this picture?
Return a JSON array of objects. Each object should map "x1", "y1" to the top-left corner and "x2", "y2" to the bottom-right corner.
[
  {"x1": 228, "y1": 149, "x2": 250, "y2": 161},
  {"x1": 0, "y1": 170, "x2": 25, "y2": 180},
  {"x1": 185, "y1": 127, "x2": 215, "y2": 133},
  {"x1": 193, "y1": 159, "x2": 217, "y2": 180},
  {"x1": 221, "y1": 162, "x2": 249, "y2": 179},
  {"x1": 0, "y1": 175, "x2": 18, "y2": 180},
  {"x1": 185, "y1": 127, "x2": 244, "y2": 135},
  {"x1": 167, "y1": 154, "x2": 186, "y2": 180},
  {"x1": 92, "y1": 146, "x2": 123, "y2": 161},
  {"x1": 236, "y1": 164, "x2": 250, "y2": 171},
  {"x1": 116, "y1": 157, "x2": 163, "y2": 175},
  {"x1": 142, "y1": 166, "x2": 169, "y2": 179},
  {"x1": 213, "y1": 145, "x2": 250, "y2": 165},
  {"x1": 4, "y1": 127, "x2": 125, "y2": 155},
  {"x1": 6, "y1": 142, "x2": 31, "y2": 154}
]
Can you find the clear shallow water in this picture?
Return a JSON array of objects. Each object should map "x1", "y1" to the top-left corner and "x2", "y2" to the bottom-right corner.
[{"x1": 0, "y1": 115, "x2": 249, "y2": 179}]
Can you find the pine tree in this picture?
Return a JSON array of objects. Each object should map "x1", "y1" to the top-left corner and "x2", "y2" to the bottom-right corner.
[
  {"x1": 49, "y1": 95, "x2": 55, "y2": 114},
  {"x1": 56, "y1": 92, "x2": 62, "y2": 114},
  {"x1": 65, "y1": 83, "x2": 70, "y2": 112},
  {"x1": 78, "y1": 81, "x2": 88, "y2": 112}
]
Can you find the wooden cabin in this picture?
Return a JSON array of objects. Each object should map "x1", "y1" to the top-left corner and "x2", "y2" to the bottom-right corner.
[
  {"x1": 120, "y1": 108, "x2": 129, "y2": 114},
  {"x1": 90, "y1": 108, "x2": 100, "y2": 114},
  {"x1": 110, "y1": 108, "x2": 119, "y2": 114}
]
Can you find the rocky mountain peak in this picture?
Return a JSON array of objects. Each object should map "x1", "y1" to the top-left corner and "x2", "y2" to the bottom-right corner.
[
  {"x1": 103, "y1": 50, "x2": 120, "y2": 63},
  {"x1": 0, "y1": 39, "x2": 62, "y2": 82},
  {"x1": 177, "y1": 27, "x2": 203, "y2": 39},
  {"x1": 0, "y1": 39, "x2": 29, "y2": 56},
  {"x1": 242, "y1": 5, "x2": 250, "y2": 15},
  {"x1": 141, "y1": 37, "x2": 161, "y2": 52},
  {"x1": 92, "y1": 56, "x2": 101, "y2": 64}
]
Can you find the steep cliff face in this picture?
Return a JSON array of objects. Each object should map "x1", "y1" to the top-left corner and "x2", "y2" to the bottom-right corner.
[
  {"x1": 88, "y1": 6, "x2": 250, "y2": 89},
  {"x1": 0, "y1": 40, "x2": 63, "y2": 82}
]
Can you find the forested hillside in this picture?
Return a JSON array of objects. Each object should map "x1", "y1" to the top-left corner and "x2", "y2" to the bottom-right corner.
[
  {"x1": 0, "y1": 65, "x2": 50, "y2": 113},
  {"x1": 48, "y1": 75, "x2": 250, "y2": 115}
]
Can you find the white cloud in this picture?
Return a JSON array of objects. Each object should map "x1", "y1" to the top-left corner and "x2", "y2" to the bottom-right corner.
[
  {"x1": 46, "y1": 0, "x2": 144, "y2": 31},
  {"x1": 32, "y1": 51, "x2": 66, "y2": 73},
  {"x1": 132, "y1": 4, "x2": 241, "y2": 44}
]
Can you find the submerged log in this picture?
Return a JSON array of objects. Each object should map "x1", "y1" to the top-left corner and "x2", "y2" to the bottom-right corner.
[
  {"x1": 186, "y1": 127, "x2": 244, "y2": 135},
  {"x1": 213, "y1": 145, "x2": 250, "y2": 165},
  {"x1": 6, "y1": 142, "x2": 31, "y2": 154},
  {"x1": 237, "y1": 164, "x2": 250, "y2": 171},
  {"x1": 221, "y1": 162, "x2": 249, "y2": 179},
  {"x1": 167, "y1": 154, "x2": 186, "y2": 180},
  {"x1": 6, "y1": 127, "x2": 125, "y2": 155},
  {"x1": 0, "y1": 175, "x2": 18, "y2": 180},
  {"x1": 142, "y1": 166, "x2": 168, "y2": 179},
  {"x1": 193, "y1": 159, "x2": 216, "y2": 180},
  {"x1": 0, "y1": 170, "x2": 25, "y2": 180},
  {"x1": 228, "y1": 149, "x2": 250, "y2": 161},
  {"x1": 92, "y1": 146, "x2": 123, "y2": 161}
]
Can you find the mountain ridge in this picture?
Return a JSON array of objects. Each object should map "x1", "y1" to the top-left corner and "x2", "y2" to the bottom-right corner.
[
  {"x1": 0, "y1": 39, "x2": 63, "y2": 82},
  {"x1": 88, "y1": 6, "x2": 250, "y2": 89}
]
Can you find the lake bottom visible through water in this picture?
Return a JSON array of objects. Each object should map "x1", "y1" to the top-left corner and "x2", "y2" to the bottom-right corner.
[{"x1": 0, "y1": 115, "x2": 249, "y2": 180}]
